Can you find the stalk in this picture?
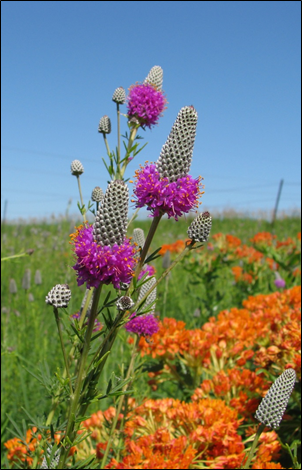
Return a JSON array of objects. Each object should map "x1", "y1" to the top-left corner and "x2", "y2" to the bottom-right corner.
[{"x1": 57, "y1": 284, "x2": 103, "y2": 469}]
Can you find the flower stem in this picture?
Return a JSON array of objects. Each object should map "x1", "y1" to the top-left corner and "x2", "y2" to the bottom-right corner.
[
  {"x1": 76, "y1": 175, "x2": 87, "y2": 223},
  {"x1": 46, "y1": 289, "x2": 94, "y2": 426},
  {"x1": 57, "y1": 283, "x2": 103, "y2": 469},
  {"x1": 117, "y1": 103, "x2": 121, "y2": 177},
  {"x1": 241, "y1": 423, "x2": 265, "y2": 469},
  {"x1": 103, "y1": 134, "x2": 111, "y2": 157},
  {"x1": 53, "y1": 308, "x2": 73, "y2": 396},
  {"x1": 100, "y1": 335, "x2": 139, "y2": 468}
]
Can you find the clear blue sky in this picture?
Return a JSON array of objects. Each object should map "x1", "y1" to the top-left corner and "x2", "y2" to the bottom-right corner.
[{"x1": 1, "y1": 1, "x2": 301, "y2": 221}]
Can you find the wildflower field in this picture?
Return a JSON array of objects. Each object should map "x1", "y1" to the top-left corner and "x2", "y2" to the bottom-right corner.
[
  {"x1": 1, "y1": 216, "x2": 301, "y2": 468},
  {"x1": 1, "y1": 64, "x2": 301, "y2": 469}
]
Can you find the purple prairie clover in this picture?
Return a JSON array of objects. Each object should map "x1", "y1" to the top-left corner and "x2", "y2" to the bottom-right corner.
[
  {"x1": 138, "y1": 264, "x2": 156, "y2": 280},
  {"x1": 70, "y1": 224, "x2": 138, "y2": 289},
  {"x1": 127, "y1": 83, "x2": 166, "y2": 129},
  {"x1": 132, "y1": 163, "x2": 203, "y2": 220},
  {"x1": 125, "y1": 313, "x2": 159, "y2": 337}
]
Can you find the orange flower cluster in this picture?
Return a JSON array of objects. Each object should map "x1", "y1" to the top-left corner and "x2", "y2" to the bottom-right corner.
[
  {"x1": 159, "y1": 239, "x2": 186, "y2": 255},
  {"x1": 4, "y1": 428, "x2": 41, "y2": 467},
  {"x1": 231, "y1": 266, "x2": 253, "y2": 284},
  {"x1": 139, "y1": 286, "x2": 301, "y2": 379}
]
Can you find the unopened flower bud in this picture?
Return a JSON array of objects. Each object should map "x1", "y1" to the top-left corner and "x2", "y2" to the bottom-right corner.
[
  {"x1": 45, "y1": 284, "x2": 71, "y2": 309},
  {"x1": 98, "y1": 115, "x2": 111, "y2": 134},
  {"x1": 112, "y1": 87, "x2": 126, "y2": 104},
  {"x1": 71, "y1": 160, "x2": 84, "y2": 176},
  {"x1": 187, "y1": 211, "x2": 212, "y2": 243},
  {"x1": 91, "y1": 186, "x2": 104, "y2": 203},
  {"x1": 255, "y1": 368, "x2": 296, "y2": 429}
]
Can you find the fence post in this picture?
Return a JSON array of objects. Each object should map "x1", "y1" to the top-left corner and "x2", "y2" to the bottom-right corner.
[{"x1": 271, "y1": 179, "x2": 284, "y2": 227}]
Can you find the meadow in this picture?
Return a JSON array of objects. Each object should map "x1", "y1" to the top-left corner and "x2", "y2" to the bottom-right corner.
[{"x1": 1, "y1": 214, "x2": 301, "y2": 468}]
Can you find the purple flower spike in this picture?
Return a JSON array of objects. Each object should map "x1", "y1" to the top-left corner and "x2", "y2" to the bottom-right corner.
[
  {"x1": 71, "y1": 224, "x2": 137, "y2": 289},
  {"x1": 132, "y1": 164, "x2": 202, "y2": 220},
  {"x1": 125, "y1": 313, "x2": 159, "y2": 336},
  {"x1": 127, "y1": 83, "x2": 166, "y2": 129}
]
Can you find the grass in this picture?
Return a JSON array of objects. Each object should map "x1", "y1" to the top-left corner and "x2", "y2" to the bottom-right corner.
[{"x1": 1, "y1": 214, "x2": 301, "y2": 463}]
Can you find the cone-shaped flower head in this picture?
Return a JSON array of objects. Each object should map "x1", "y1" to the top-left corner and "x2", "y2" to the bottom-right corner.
[
  {"x1": 9, "y1": 279, "x2": 18, "y2": 294},
  {"x1": 71, "y1": 160, "x2": 84, "y2": 176},
  {"x1": 116, "y1": 295, "x2": 135, "y2": 311},
  {"x1": 34, "y1": 269, "x2": 42, "y2": 285},
  {"x1": 138, "y1": 275, "x2": 157, "y2": 314},
  {"x1": 133, "y1": 227, "x2": 145, "y2": 250},
  {"x1": 45, "y1": 284, "x2": 71, "y2": 308},
  {"x1": 98, "y1": 115, "x2": 111, "y2": 134},
  {"x1": 187, "y1": 211, "x2": 212, "y2": 243},
  {"x1": 22, "y1": 269, "x2": 31, "y2": 290},
  {"x1": 91, "y1": 186, "x2": 104, "y2": 203},
  {"x1": 156, "y1": 106, "x2": 198, "y2": 182},
  {"x1": 255, "y1": 368, "x2": 296, "y2": 428},
  {"x1": 93, "y1": 180, "x2": 129, "y2": 246},
  {"x1": 127, "y1": 83, "x2": 166, "y2": 129},
  {"x1": 112, "y1": 86, "x2": 126, "y2": 104},
  {"x1": 144, "y1": 65, "x2": 163, "y2": 91}
]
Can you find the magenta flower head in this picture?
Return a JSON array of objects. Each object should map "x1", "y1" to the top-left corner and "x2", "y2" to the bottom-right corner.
[
  {"x1": 127, "y1": 83, "x2": 166, "y2": 129},
  {"x1": 71, "y1": 180, "x2": 138, "y2": 289},
  {"x1": 71, "y1": 225, "x2": 137, "y2": 289},
  {"x1": 274, "y1": 278, "x2": 286, "y2": 289},
  {"x1": 125, "y1": 313, "x2": 159, "y2": 337},
  {"x1": 132, "y1": 164, "x2": 202, "y2": 220},
  {"x1": 132, "y1": 106, "x2": 203, "y2": 220}
]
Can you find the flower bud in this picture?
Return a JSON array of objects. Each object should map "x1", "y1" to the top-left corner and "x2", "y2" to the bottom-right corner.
[
  {"x1": 45, "y1": 284, "x2": 71, "y2": 309},
  {"x1": 187, "y1": 211, "x2": 212, "y2": 243},
  {"x1": 98, "y1": 115, "x2": 111, "y2": 134},
  {"x1": 71, "y1": 160, "x2": 84, "y2": 176}
]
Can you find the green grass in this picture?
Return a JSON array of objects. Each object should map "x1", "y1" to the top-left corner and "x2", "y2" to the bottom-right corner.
[{"x1": 1, "y1": 215, "x2": 301, "y2": 459}]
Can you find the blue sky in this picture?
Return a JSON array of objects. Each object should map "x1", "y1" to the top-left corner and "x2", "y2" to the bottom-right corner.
[{"x1": 1, "y1": 1, "x2": 301, "y2": 222}]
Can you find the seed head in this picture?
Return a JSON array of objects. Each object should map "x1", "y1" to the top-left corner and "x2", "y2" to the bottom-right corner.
[
  {"x1": 156, "y1": 106, "x2": 198, "y2": 182},
  {"x1": 9, "y1": 279, "x2": 18, "y2": 294},
  {"x1": 255, "y1": 368, "x2": 296, "y2": 428},
  {"x1": 98, "y1": 115, "x2": 111, "y2": 134},
  {"x1": 112, "y1": 86, "x2": 126, "y2": 104},
  {"x1": 22, "y1": 269, "x2": 31, "y2": 290},
  {"x1": 34, "y1": 269, "x2": 42, "y2": 285},
  {"x1": 71, "y1": 160, "x2": 84, "y2": 176},
  {"x1": 187, "y1": 211, "x2": 212, "y2": 243},
  {"x1": 93, "y1": 180, "x2": 129, "y2": 246},
  {"x1": 91, "y1": 186, "x2": 104, "y2": 203},
  {"x1": 45, "y1": 284, "x2": 71, "y2": 309},
  {"x1": 116, "y1": 296, "x2": 135, "y2": 311},
  {"x1": 144, "y1": 65, "x2": 163, "y2": 91},
  {"x1": 40, "y1": 446, "x2": 61, "y2": 469}
]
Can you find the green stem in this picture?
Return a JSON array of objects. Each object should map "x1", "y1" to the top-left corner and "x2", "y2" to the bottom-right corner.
[
  {"x1": 76, "y1": 175, "x2": 87, "y2": 223},
  {"x1": 133, "y1": 242, "x2": 194, "y2": 312},
  {"x1": 53, "y1": 308, "x2": 73, "y2": 396},
  {"x1": 57, "y1": 284, "x2": 103, "y2": 469},
  {"x1": 46, "y1": 289, "x2": 94, "y2": 426},
  {"x1": 101, "y1": 335, "x2": 139, "y2": 468},
  {"x1": 127, "y1": 214, "x2": 162, "y2": 297},
  {"x1": 103, "y1": 134, "x2": 111, "y2": 157},
  {"x1": 117, "y1": 103, "x2": 121, "y2": 177},
  {"x1": 241, "y1": 423, "x2": 265, "y2": 469}
]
